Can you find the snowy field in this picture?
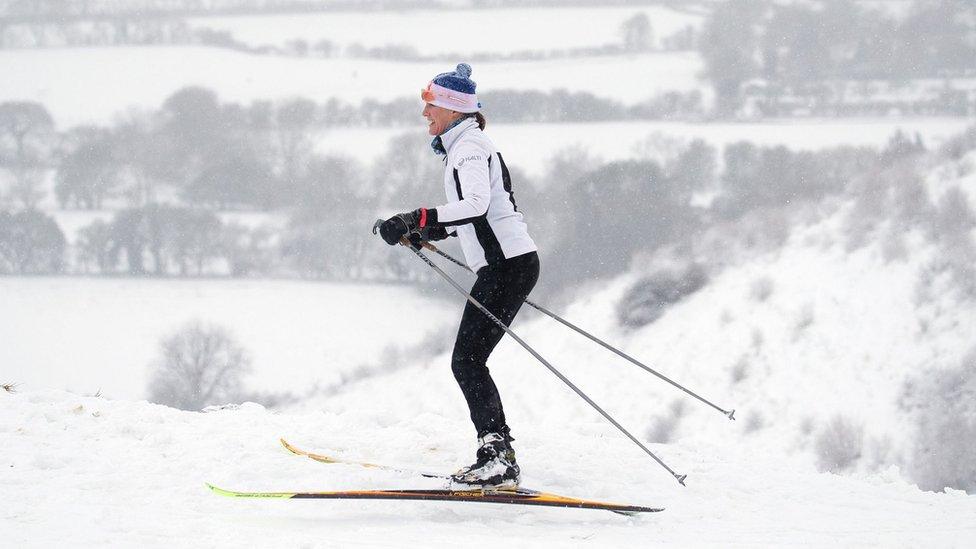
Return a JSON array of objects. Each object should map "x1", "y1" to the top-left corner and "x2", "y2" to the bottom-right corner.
[
  {"x1": 3, "y1": 4, "x2": 975, "y2": 544},
  {"x1": 188, "y1": 5, "x2": 703, "y2": 55},
  {"x1": 3, "y1": 387, "x2": 975, "y2": 548},
  {"x1": 0, "y1": 278, "x2": 455, "y2": 400},
  {"x1": 5, "y1": 203, "x2": 976, "y2": 546},
  {"x1": 4, "y1": 150, "x2": 976, "y2": 546},
  {"x1": 0, "y1": 47, "x2": 703, "y2": 129}
]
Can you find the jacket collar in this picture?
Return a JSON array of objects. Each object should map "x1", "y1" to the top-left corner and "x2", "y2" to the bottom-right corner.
[{"x1": 432, "y1": 117, "x2": 478, "y2": 156}]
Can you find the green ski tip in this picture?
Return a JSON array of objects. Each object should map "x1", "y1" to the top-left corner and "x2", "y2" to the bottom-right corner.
[{"x1": 207, "y1": 483, "x2": 295, "y2": 499}]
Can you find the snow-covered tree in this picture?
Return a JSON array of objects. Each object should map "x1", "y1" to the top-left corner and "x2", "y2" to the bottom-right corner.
[{"x1": 148, "y1": 321, "x2": 251, "y2": 411}]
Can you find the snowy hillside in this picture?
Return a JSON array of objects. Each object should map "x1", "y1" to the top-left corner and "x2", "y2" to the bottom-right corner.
[
  {"x1": 4, "y1": 149, "x2": 976, "y2": 547},
  {"x1": 3, "y1": 1, "x2": 975, "y2": 541},
  {"x1": 298, "y1": 192, "x2": 976, "y2": 495}
]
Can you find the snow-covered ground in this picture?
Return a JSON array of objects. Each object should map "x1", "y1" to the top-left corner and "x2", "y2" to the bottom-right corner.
[
  {"x1": 0, "y1": 278, "x2": 455, "y2": 400},
  {"x1": 3, "y1": 5, "x2": 975, "y2": 542},
  {"x1": 2, "y1": 363, "x2": 973, "y2": 548},
  {"x1": 0, "y1": 47, "x2": 703, "y2": 129},
  {"x1": 4, "y1": 150, "x2": 976, "y2": 547},
  {"x1": 188, "y1": 5, "x2": 703, "y2": 55}
]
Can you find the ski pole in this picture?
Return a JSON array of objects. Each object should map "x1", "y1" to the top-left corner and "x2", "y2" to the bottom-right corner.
[
  {"x1": 417, "y1": 241, "x2": 735, "y2": 421},
  {"x1": 375, "y1": 229, "x2": 687, "y2": 486}
]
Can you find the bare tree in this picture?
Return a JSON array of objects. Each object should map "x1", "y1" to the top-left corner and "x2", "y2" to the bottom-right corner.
[
  {"x1": 0, "y1": 102, "x2": 55, "y2": 210},
  {"x1": 0, "y1": 101, "x2": 54, "y2": 167},
  {"x1": 901, "y1": 346, "x2": 976, "y2": 493},
  {"x1": 56, "y1": 126, "x2": 120, "y2": 210},
  {"x1": 147, "y1": 321, "x2": 251, "y2": 411},
  {"x1": 76, "y1": 218, "x2": 115, "y2": 274},
  {"x1": 814, "y1": 415, "x2": 865, "y2": 473},
  {"x1": 620, "y1": 12, "x2": 653, "y2": 52},
  {"x1": 0, "y1": 209, "x2": 65, "y2": 274},
  {"x1": 699, "y1": 0, "x2": 764, "y2": 115},
  {"x1": 275, "y1": 97, "x2": 317, "y2": 188}
]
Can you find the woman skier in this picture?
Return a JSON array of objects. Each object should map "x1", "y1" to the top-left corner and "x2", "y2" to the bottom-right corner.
[{"x1": 376, "y1": 63, "x2": 539, "y2": 489}]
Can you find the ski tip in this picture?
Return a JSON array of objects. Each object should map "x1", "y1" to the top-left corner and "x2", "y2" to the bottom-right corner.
[
  {"x1": 206, "y1": 482, "x2": 229, "y2": 496},
  {"x1": 207, "y1": 483, "x2": 248, "y2": 498},
  {"x1": 611, "y1": 508, "x2": 662, "y2": 516},
  {"x1": 279, "y1": 438, "x2": 307, "y2": 456}
]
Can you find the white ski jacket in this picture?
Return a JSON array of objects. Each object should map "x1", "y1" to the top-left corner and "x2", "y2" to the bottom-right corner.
[{"x1": 421, "y1": 117, "x2": 537, "y2": 272}]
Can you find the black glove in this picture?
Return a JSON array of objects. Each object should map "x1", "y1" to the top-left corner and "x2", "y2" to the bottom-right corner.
[
  {"x1": 408, "y1": 225, "x2": 453, "y2": 248},
  {"x1": 406, "y1": 232, "x2": 425, "y2": 249},
  {"x1": 420, "y1": 226, "x2": 452, "y2": 242},
  {"x1": 407, "y1": 227, "x2": 455, "y2": 248},
  {"x1": 376, "y1": 210, "x2": 421, "y2": 245}
]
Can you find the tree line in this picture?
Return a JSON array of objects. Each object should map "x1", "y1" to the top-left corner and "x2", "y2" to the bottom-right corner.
[
  {"x1": 0, "y1": 0, "x2": 434, "y2": 22},
  {"x1": 0, "y1": 86, "x2": 706, "y2": 214},
  {"x1": 700, "y1": 0, "x2": 976, "y2": 116},
  {"x1": 2, "y1": 11, "x2": 699, "y2": 72},
  {"x1": 5, "y1": 77, "x2": 972, "y2": 292}
]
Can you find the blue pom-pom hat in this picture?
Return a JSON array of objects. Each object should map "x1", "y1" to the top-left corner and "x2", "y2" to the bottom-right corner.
[{"x1": 421, "y1": 63, "x2": 481, "y2": 113}]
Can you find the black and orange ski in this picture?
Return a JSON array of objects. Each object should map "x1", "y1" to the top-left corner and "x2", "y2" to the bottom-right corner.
[
  {"x1": 207, "y1": 483, "x2": 662, "y2": 515},
  {"x1": 266, "y1": 438, "x2": 662, "y2": 514}
]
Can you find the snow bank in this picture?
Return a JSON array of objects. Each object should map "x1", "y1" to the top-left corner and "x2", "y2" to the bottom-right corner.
[{"x1": 3, "y1": 384, "x2": 974, "y2": 547}]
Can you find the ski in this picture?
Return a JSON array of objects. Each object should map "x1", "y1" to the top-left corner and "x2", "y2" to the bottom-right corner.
[
  {"x1": 207, "y1": 483, "x2": 662, "y2": 515},
  {"x1": 280, "y1": 438, "x2": 448, "y2": 479},
  {"x1": 275, "y1": 438, "x2": 662, "y2": 515}
]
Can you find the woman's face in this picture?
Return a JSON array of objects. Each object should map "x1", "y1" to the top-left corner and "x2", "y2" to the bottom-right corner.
[{"x1": 423, "y1": 103, "x2": 460, "y2": 137}]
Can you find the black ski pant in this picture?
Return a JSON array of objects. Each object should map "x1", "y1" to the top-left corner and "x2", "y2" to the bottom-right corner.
[{"x1": 452, "y1": 251, "x2": 540, "y2": 440}]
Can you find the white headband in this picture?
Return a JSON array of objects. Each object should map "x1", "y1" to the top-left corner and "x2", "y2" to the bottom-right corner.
[{"x1": 423, "y1": 82, "x2": 480, "y2": 114}]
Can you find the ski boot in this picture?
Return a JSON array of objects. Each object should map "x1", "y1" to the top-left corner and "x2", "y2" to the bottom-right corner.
[{"x1": 450, "y1": 432, "x2": 520, "y2": 491}]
